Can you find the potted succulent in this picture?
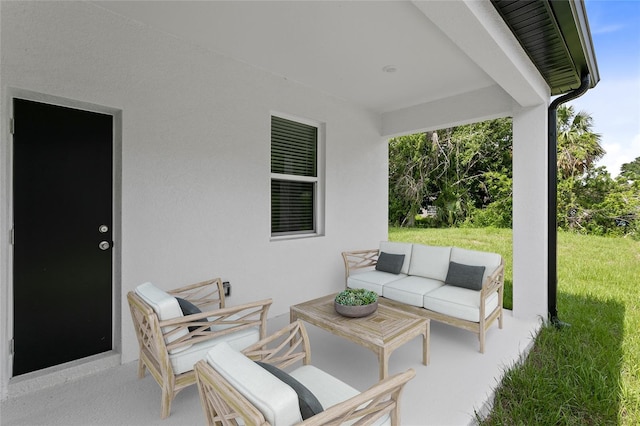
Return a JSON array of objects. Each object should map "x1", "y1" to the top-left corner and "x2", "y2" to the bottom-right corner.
[{"x1": 334, "y1": 288, "x2": 379, "y2": 318}]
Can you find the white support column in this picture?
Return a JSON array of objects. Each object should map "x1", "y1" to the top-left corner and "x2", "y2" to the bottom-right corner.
[{"x1": 512, "y1": 104, "x2": 548, "y2": 320}]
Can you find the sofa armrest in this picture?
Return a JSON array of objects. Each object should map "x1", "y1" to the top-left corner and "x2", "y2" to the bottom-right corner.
[
  {"x1": 159, "y1": 298, "x2": 272, "y2": 353},
  {"x1": 241, "y1": 320, "x2": 312, "y2": 369},
  {"x1": 168, "y1": 277, "x2": 225, "y2": 310},
  {"x1": 481, "y1": 259, "x2": 505, "y2": 296},
  {"x1": 299, "y1": 368, "x2": 415, "y2": 426},
  {"x1": 342, "y1": 249, "x2": 379, "y2": 282}
]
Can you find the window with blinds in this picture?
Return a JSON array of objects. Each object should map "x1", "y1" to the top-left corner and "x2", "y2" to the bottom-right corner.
[{"x1": 271, "y1": 115, "x2": 320, "y2": 236}]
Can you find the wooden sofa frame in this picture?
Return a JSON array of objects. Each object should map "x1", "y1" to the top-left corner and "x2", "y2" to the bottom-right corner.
[
  {"x1": 127, "y1": 277, "x2": 272, "y2": 419},
  {"x1": 342, "y1": 249, "x2": 505, "y2": 353},
  {"x1": 195, "y1": 320, "x2": 415, "y2": 426}
]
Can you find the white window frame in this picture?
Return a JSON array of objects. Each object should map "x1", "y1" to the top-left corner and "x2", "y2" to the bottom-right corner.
[{"x1": 270, "y1": 112, "x2": 325, "y2": 240}]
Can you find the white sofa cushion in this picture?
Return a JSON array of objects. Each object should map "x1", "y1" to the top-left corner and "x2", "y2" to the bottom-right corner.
[
  {"x1": 347, "y1": 270, "x2": 407, "y2": 296},
  {"x1": 408, "y1": 244, "x2": 452, "y2": 281},
  {"x1": 450, "y1": 247, "x2": 502, "y2": 285},
  {"x1": 423, "y1": 285, "x2": 499, "y2": 323},
  {"x1": 379, "y1": 241, "x2": 413, "y2": 274},
  {"x1": 290, "y1": 365, "x2": 391, "y2": 426},
  {"x1": 206, "y1": 342, "x2": 302, "y2": 426},
  {"x1": 383, "y1": 276, "x2": 445, "y2": 307},
  {"x1": 135, "y1": 282, "x2": 190, "y2": 354},
  {"x1": 170, "y1": 326, "x2": 259, "y2": 374}
]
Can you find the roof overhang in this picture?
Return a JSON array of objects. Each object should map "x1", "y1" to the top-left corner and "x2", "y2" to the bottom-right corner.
[
  {"x1": 93, "y1": 0, "x2": 598, "y2": 135},
  {"x1": 491, "y1": 0, "x2": 599, "y2": 96}
]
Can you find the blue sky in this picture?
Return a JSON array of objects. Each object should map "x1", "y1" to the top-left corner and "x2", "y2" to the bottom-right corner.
[{"x1": 568, "y1": 0, "x2": 640, "y2": 177}]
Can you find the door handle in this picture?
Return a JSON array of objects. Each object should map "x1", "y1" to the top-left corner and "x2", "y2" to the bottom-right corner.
[{"x1": 98, "y1": 241, "x2": 111, "y2": 251}]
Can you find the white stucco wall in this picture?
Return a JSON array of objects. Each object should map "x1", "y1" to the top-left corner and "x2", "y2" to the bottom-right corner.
[{"x1": 0, "y1": 0, "x2": 388, "y2": 391}]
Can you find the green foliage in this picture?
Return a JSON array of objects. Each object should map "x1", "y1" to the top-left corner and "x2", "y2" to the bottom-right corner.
[
  {"x1": 334, "y1": 288, "x2": 378, "y2": 306},
  {"x1": 388, "y1": 133, "x2": 432, "y2": 226},
  {"x1": 388, "y1": 106, "x2": 638, "y2": 238},
  {"x1": 620, "y1": 156, "x2": 640, "y2": 180},
  {"x1": 388, "y1": 118, "x2": 513, "y2": 228},
  {"x1": 557, "y1": 163, "x2": 639, "y2": 238},
  {"x1": 556, "y1": 105, "x2": 605, "y2": 178}
]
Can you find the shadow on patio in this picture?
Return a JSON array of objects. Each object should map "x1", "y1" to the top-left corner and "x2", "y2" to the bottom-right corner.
[{"x1": 2, "y1": 311, "x2": 540, "y2": 426}]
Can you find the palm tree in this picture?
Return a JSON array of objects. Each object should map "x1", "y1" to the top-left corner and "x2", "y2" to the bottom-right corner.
[{"x1": 557, "y1": 105, "x2": 605, "y2": 179}]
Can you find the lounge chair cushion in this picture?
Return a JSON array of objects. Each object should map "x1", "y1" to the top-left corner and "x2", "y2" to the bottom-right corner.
[
  {"x1": 257, "y1": 362, "x2": 324, "y2": 420},
  {"x1": 171, "y1": 326, "x2": 260, "y2": 374},
  {"x1": 135, "y1": 282, "x2": 190, "y2": 354},
  {"x1": 207, "y1": 342, "x2": 302, "y2": 425},
  {"x1": 289, "y1": 365, "x2": 391, "y2": 426}
]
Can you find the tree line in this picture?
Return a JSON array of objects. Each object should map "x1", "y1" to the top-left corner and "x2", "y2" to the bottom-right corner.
[{"x1": 388, "y1": 105, "x2": 639, "y2": 239}]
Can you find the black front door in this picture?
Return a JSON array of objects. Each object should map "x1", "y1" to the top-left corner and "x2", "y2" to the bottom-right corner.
[{"x1": 12, "y1": 98, "x2": 113, "y2": 376}]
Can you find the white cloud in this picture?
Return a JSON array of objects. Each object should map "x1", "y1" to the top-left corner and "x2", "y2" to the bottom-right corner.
[
  {"x1": 596, "y1": 133, "x2": 640, "y2": 177},
  {"x1": 592, "y1": 23, "x2": 625, "y2": 35},
  {"x1": 569, "y1": 76, "x2": 640, "y2": 177}
]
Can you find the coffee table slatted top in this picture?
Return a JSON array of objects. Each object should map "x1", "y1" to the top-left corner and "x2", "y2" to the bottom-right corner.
[{"x1": 290, "y1": 293, "x2": 429, "y2": 379}]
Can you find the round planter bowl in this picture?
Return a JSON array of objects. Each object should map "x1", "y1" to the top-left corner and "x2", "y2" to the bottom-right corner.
[{"x1": 334, "y1": 300, "x2": 378, "y2": 318}]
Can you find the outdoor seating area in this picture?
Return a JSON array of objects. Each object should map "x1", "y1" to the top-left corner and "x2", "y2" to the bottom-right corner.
[
  {"x1": 123, "y1": 274, "x2": 518, "y2": 424},
  {"x1": 1, "y1": 310, "x2": 540, "y2": 425}
]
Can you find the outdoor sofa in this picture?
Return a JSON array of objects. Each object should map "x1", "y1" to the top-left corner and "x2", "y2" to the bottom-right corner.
[{"x1": 342, "y1": 242, "x2": 505, "y2": 353}]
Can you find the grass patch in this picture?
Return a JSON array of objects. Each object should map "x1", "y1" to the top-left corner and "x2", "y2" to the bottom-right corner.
[{"x1": 388, "y1": 227, "x2": 640, "y2": 425}]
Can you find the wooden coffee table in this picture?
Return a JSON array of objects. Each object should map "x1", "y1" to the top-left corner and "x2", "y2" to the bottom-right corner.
[{"x1": 290, "y1": 293, "x2": 429, "y2": 380}]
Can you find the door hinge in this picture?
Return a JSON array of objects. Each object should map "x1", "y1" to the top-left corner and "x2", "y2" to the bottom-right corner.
[
  {"x1": 10, "y1": 228, "x2": 14, "y2": 245},
  {"x1": 10, "y1": 118, "x2": 15, "y2": 135},
  {"x1": 9, "y1": 339, "x2": 15, "y2": 355}
]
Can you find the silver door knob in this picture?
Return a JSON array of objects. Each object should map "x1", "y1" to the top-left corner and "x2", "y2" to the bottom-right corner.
[{"x1": 99, "y1": 241, "x2": 110, "y2": 250}]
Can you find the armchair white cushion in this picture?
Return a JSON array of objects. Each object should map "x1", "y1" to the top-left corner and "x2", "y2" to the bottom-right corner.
[
  {"x1": 171, "y1": 328, "x2": 259, "y2": 374},
  {"x1": 135, "y1": 282, "x2": 190, "y2": 354},
  {"x1": 207, "y1": 342, "x2": 302, "y2": 425},
  {"x1": 196, "y1": 321, "x2": 411, "y2": 426}
]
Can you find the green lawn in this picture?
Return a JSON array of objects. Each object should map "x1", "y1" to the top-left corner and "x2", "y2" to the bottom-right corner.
[{"x1": 389, "y1": 227, "x2": 640, "y2": 425}]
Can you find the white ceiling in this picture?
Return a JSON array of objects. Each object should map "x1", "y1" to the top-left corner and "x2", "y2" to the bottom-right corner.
[{"x1": 94, "y1": 1, "x2": 496, "y2": 114}]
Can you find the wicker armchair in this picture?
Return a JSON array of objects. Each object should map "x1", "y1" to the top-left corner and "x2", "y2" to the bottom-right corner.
[
  {"x1": 195, "y1": 320, "x2": 415, "y2": 425},
  {"x1": 127, "y1": 278, "x2": 272, "y2": 419}
]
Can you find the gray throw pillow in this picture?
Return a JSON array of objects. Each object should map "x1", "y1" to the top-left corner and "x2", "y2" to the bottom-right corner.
[
  {"x1": 256, "y1": 361, "x2": 324, "y2": 420},
  {"x1": 176, "y1": 297, "x2": 210, "y2": 332},
  {"x1": 445, "y1": 261, "x2": 486, "y2": 290},
  {"x1": 375, "y1": 252, "x2": 405, "y2": 274}
]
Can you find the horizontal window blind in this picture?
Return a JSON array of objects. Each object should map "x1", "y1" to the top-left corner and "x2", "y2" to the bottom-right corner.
[
  {"x1": 271, "y1": 180, "x2": 315, "y2": 234},
  {"x1": 271, "y1": 116, "x2": 317, "y2": 177}
]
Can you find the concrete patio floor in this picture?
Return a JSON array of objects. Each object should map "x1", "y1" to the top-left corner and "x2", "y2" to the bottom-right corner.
[{"x1": 1, "y1": 311, "x2": 540, "y2": 426}]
